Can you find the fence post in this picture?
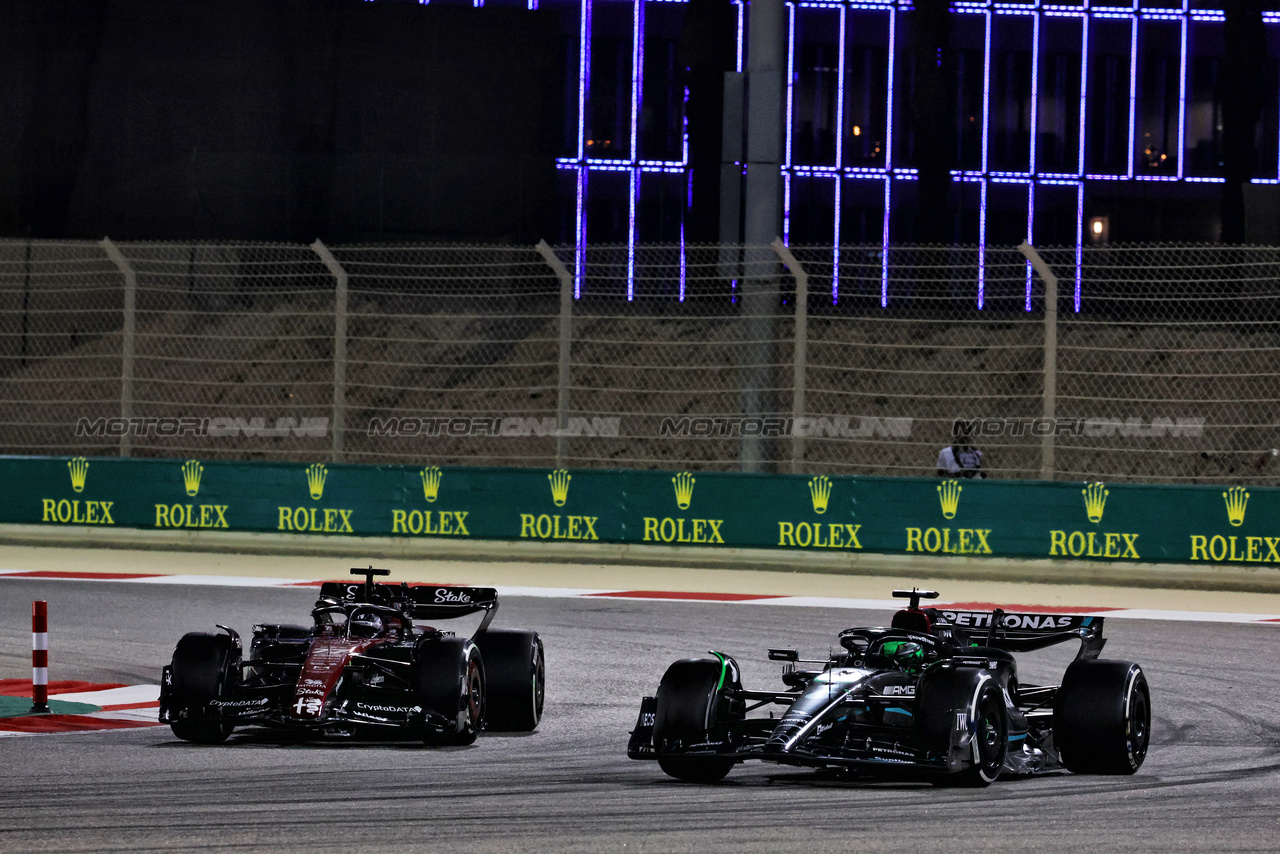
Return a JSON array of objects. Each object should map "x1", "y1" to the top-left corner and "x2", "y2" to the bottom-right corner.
[
  {"x1": 1019, "y1": 241, "x2": 1058, "y2": 480},
  {"x1": 100, "y1": 238, "x2": 135, "y2": 458},
  {"x1": 311, "y1": 240, "x2": 347, "y2": 463},
  {"x1": 536, "y1": 240, "x2": 574, "y2": 468},
  {"x1": 772, "y1": 239, "x2": 808, "y2": 473}
]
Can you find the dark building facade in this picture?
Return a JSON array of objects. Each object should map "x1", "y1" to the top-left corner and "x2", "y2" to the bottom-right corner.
[{"x1": 4, "y1": 0, "x2": 1280, "y2": 250}]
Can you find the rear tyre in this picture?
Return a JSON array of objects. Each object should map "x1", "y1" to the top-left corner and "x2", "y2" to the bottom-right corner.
[
  {"x1": 653, "y1": 658, "x2": 736, "y2": 783},
  {"x1": 917, "y1": 666, "x2": 1007, "y2": 787},
  {"x1": 1054, "y1": 659, "x2": 1150, "y2": 774},
  {"x1": 169, "y1": 632, "x2": 236, "y2": 744},
  {"x1": 474, "y1": 629, "x2": 544, "y2": 732},
  {"x1": 413, "y1": 638, "x2": 484, "y2": 746}
]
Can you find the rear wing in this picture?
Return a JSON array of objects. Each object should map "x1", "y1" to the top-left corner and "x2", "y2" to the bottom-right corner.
[
  {"x1": 935, "y1": 609, "x2": 1106, "y2": 658},
  {"x1": 317, "y1": 567, "x2": 499, "y2": 635}
]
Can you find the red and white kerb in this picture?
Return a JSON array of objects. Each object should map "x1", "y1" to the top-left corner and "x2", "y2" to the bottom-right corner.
[{"x1": 31, "y1": 600, "x2": 49, "y2": 713}]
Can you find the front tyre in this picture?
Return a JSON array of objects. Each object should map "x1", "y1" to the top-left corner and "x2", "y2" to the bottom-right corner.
[
  {"x1": 414, "y1": 638, "x2": 485, "y2": 746},
  {"x1": 168, "y1": 632, "x2": 236, "y2": 745},
  {"x1": 917, "y1": 666, "x2": 1008, "y2": 787},
  {"x1": 1054, "y1": 660, "x2": 1150, "y2": 774},
  {"x1": 474, "y1": 629, "x2": 544, "y2": 732},
  {"x1": 653, "y1": 658, "x2": 736, "y2": 783}
]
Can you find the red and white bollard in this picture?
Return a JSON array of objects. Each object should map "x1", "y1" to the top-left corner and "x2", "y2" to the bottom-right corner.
[{"x1": 30, "y1": 600, "x2": 49, "y2": 714}]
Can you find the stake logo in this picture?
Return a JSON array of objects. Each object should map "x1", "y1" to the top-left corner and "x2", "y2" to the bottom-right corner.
[
  {"x1": 548, "y1": 469, "x2": 572, "y2": 507},
  {"x1": 937, "y1": 480, "x2": 962, "y2": 520},
  {"x1": 672, "y1": 472, "x2": 696, "y2": 510},
  {"x1": 421, "y1": 466, "x2": 442, "y2": 503},
  {"x1": 181, "y1": 460, "x2": 204, "y2": 497},
  {"x1": 306, "y1": 463, "x2": 328, "y2": 501},
  {"x1": 68, "y1": 457, "x2": 90, "y2": 493},
  {"x1": 808, "y1": 476, "x2": 832, "y2": 515},
  {"x1": 1083, "y1": 482, "x2": 1109, "y2": 523},
  {"x1": 1223, "y1": 486, "x2": 1248, "y2": 527}
]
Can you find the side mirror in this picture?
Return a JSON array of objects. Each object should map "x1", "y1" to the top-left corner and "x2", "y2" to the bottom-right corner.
[{"x1": 768, "y1": 648, "x2": 799, "y2": 662}]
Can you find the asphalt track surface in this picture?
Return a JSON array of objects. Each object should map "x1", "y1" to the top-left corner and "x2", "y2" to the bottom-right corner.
[{"x1": 1, "y1": 577, "x2": 1279, "y2": 853}]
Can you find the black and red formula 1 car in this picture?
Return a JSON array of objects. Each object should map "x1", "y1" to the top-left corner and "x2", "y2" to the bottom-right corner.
[
  {"x1": 159, "y1": 567, "x2": 544, "y2": 745},
  {"x1": 628, "y1": 588, "x2": 1150, "y2": 786}
]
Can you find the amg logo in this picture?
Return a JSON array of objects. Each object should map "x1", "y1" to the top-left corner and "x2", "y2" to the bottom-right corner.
[{"x1": 882, "y1": 684, "x2": 915, "y2": 696}]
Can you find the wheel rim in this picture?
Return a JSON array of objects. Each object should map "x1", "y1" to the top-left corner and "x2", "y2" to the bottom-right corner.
[
  {"x1": 465, "y1": 659, "x2": 483, "y2": 727},
  {"x1": 1128, "y1": 683, "x2": 1150, "y2": 762},
  {"x1": 532, "y1": 644, "x2": 545, "y2": 719},
  {"x1": 974, "y1": 692, "x2": 1005, "y2": 773}
]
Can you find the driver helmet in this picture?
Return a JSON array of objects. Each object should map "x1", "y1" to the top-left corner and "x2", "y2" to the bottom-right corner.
[
  {"x1": 348, "y1": 612, "x2": 384, "y2": 639},
  {"x1": 880, "y1": 639, "x2": 925, "y2": 672}
]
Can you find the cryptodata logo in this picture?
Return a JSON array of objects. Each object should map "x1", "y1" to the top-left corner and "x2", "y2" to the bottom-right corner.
[
  {"x1": 937, "y1": 480, "x2": 962, "y2": 520},
  {"x1": 808, "y1": 476, "x2": 832, "y2": 515},
  {"x1": 672, "y1": 472, "x2": 696, "y2": 510},
  {"x1": 548, "y1": 469, "x2": 571, "y2": 507},
  {"x1": 1082, "y1": 482, "x2": 1109, "y2": 523},
  {"x1": 181, "y1": 460, "x2": 204, "y2": 497},
  {"x1": 421, "y1": 466, "x2": 442, "y2": 503},
  {"x1": 1223, "y1": 486, "x2": 1248, "y2": 527},
  {"x1": 68, "y1": 457, "x2": 90, "y2": 493}
]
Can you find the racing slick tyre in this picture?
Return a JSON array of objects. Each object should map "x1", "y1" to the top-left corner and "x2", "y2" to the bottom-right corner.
[
  {"x1": 413, "y1": 638, "x2": 485, "y2": 746},
  {"x1": 474, "y1": 629, "x2": 544, "y2": 732},
  {"x1": 168, "y1": 632, "x2": 237, "y2": 745},
  {"x1": 1054, "y1": 659, "x2": 1150, "y2": 775},
  {"x1": 653, "y1": 658, "x2": 737, "y2": 783},
  {"x1": 917, "y1": 666, "x2": 1008, "y2": 787}
]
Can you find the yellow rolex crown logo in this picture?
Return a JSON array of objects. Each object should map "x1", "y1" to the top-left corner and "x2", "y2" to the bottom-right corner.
[
  {"x1": 306, "y1": 463, "x2": 327, "y2": 501},
  {"x1": 67, "y1": 457, "x2": 90, "y2": 493},
  {"x1": 421, "y1": 466, "x2": 442, "y2": 503},
  {"x1": 1083, "y1": 482, "x2": 1109, "y2": 524},
  {"x1": 1223, "y1": 485, "x2": 1249, "y2": 527},
  {"x1": 808, "y1": 475, "x2": 832, "y2": 515},
  {"x1": 181, "y1": 460, "x2": 204, "y2": 498},
  {"x1": 937, "y1": 479, "x2": 962, "y2": 520},
  {"x1": 672, "y1": 471, "x2": 696, "y2": 510},
  {"x1": 548, "y1": 469, "x2": 571, "y2": 507}
]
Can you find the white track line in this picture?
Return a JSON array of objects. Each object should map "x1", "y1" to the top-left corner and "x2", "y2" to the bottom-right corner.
[{"x1": 1, "y1": 571, "x2": 1277, "y2": 625}]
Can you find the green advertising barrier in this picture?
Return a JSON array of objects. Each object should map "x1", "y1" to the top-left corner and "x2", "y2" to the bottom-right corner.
[{"x1": 4, "y1": 455, "x2": 1278, "y2": 567}]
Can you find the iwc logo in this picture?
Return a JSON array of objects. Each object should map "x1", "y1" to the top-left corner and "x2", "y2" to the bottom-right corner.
[
  {"x1": 644, "y1": 470, "x2": 724, "y2": 544},
  {"x1": 155, "y1": 459, "x2": 229, "y2": 529},
  {"x1": 520, "y1": 469, "x2": 598, "y2": 541},
  {"x1": 41, "y1": 456, "x2": 116, "y2": 526},
  {"x1": 391, "y1": 465, "x2": 470, "y2": 537},
  {"x1": 777, "y1": 475, "x2": 862, "y2": 550},
  {"x1": 278, "y1": 463, "x2": 354, "y2": 533},
  {"x1": 1049, "y1": 481, "x2": 1139, "y2": 559}
]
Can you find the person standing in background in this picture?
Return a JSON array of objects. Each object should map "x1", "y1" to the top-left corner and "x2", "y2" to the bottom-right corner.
[{"x1": 936, "y1": 419, "x2": 985, "y2": 478}]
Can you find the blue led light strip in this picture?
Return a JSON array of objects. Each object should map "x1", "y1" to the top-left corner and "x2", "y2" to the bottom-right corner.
[
  {"x1": 833, "y1": 4, "x2": 847, "y2": 303},
  {"x1": 882, "y1": 5, "x2": 896, "y2": 307},
  {"x1": 575, "y1": 0, "x2": 592, "y2": 299},
  {"x1": 978, "y1": 5, "x2": 992, "y2": 309},
  {"x1": 627, "y1": 0, "x2": 645, "y2": 302}
]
